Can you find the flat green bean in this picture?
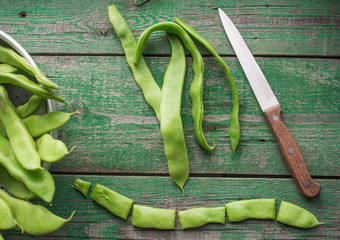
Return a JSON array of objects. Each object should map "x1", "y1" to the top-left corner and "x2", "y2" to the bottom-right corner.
[
  {"x1": 0, "y1": 72, "x2": 68, "y2": 105},
  {"x1": 0, "y1": 63, "x2": 18, "y2": 73},
  {"x1": 0, "y1": 189, "x2": 75, "y2": 235},
  {"x1": 73, "y1": 178, "x2": 91, "y2": 197},
  {"x1": 160, "y1": 33, "x2": 189, "y2": 193},
  {"x1": 0, "y1": 135, "x2": 55, "y2": 203},
  {"x1": 36, "y1": 133, "x2": 75, "y2": 163},
  {"x1": 178, "y1": 206, "x2": 226, "y2": 229},
  {"x1": 174, "y1": 17, "x2": 240, "y2": 151},
  {"x1": 134, "y1": 22, "x2": 215, "y2": 151},
  {"x1": 0, "y1": 85, "x2": 41, "y2": 170},
  {"x1": 0, "y1": 196, "x2": 19, "y2": 230},
  {"x1": 225, "y1": 198, "x2": 276, "y2": 222},
  {"x1": 0, "y1": 233, "x2": 4, "y2": 240},
  {"x1": 23, "y1": 111, "x2": 78, "y2": 138},
  {"x1": 16, "y1": 95, "x2": 46, "y2": 118},
  {"x1": 277, "y1": 201, "x2": 323, "y2": 228},
  {"x1": 0, "y1": 45, "x2": 58, "y2": 89},
  {"x1": 108, "y1": 5, "x2": 162, "y2": 121},
  {"x1": 91, "y1": 184, "x2": 133, "y2": 220},
  {"x1": 131, "y1": 204, "x2": 176, "y2": 230},
  {"x1": 0, "y1": 165, "x2": 35, "y2": 200}
]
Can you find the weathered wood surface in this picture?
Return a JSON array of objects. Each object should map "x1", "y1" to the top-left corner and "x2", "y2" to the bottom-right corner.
[
  {"x1": 34, "y1": 55, "x2": 338, "y2": 176},
  {"x1": 2, "y1": 176, "x2": 340, "y2": 240},
  {"x1": 0, "y1": 0, "x2": 339, "y2": 239},
  {"x1": 0, "y1": 0, "x2": 339, "y2": 56}
]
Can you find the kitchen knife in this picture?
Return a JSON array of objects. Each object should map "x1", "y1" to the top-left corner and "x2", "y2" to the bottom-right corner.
[{"x1": 218, "y1": 8, "x2": 320, "y2": 198}]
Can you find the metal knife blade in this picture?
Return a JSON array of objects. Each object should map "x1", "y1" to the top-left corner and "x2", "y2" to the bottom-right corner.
[{"x1": 218, "y1": 8, "x2": 321, "y2": 198}]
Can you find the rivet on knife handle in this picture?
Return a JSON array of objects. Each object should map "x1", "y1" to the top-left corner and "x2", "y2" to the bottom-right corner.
[{"x1": 264, "y1": 105, "x2": 321, "y2": 198}]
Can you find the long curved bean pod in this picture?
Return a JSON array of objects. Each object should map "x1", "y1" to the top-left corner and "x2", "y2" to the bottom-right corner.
[
  {"x1": 0, "y1": 85, "x2": 41, "y2": 170},
  {"x1": 23, "y1": 111, "x2": 78, "y2": 138},
  {"x1": 0, "y1": 72, "x2": 68, "y2": 105},
  {"x1": 160, "y1": 33, "x2": 189, "y2": 193},
  {"x1": 134, "y1": 22, "x2": 215, "y2": 151},
  {"x1": 0, "y1": 189, "x2": 75, "y2": 235},
  {"x1": 0, "y1": 135, "x2": 55, "y2": 203},
  {"x1": 0, "y1": 165, "x2": 36, "y2": 200},
  {"x1": 0, "y1": 45, "x2": 59, "y2": 89},
  {"x1": 108, "y1": 5, "x2": 162, "y2": 121},
  {"x1": 175, "y1": 17, "x2": 240, "y2": 151},
  {"x1": 16, "y1": 95, "x2": 46, "y2": 118}
]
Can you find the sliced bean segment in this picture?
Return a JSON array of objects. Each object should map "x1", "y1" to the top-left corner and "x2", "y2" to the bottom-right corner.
[
  {"x1": 36, "y1": 134, "x2": 75, "y2": 163},
  {"x1": 0, "y1": 165, "x2": 35, "y2": 200},
  {"x1": 108, "y1": 5, "x2": 162, "y2": 121},
  {"x1": 23, "y1": 111, "x2": 78, "y2": 138},
  {"x1": 0, "y1": 45, "x2": 59, "y2": 89},
  {"x1": 179, "y1": 206, "x2": 226, "y2": 230},
  {"x1": 225, "y1": 198, "x2": 276, "y2": 222},
  {"x1": 160, "y1": 33, "x2": 188, "y2": 193},
  {"x1": 0, "y1": 85, "x2": 40, "y2": 170},
  {"x1": 0, "y1": 72, "x2": 68, "y2": 105},
  {"x1": 16, "y1": 95, "x2": 45, "y2": 118},
  {"x1": 73, "y1": 178, "x2": 91, "y2": 197},
  {"x1": 175, "y1": 17, "x2": 240, "y2": 151},
  {"x1": 91, "y1": 184, "x2": 133, "y2": 220},
  {"x1": 0, "y1": 135, "x2": 55, "y2": 203},
  {"x1": 131, "y1": 204, "x2": 176, "y2": 230},
  {"x1": 277, "y1": 201, "x2": 323, "y2": 228},
  {"x1": 0, "y1": 189, "x2": 75, "y2": 235},
  {"x1": 134, "y1": 22, "x2": 215, "y2": 151},
  {"x1": 0, "y1": 196, "x2": 18, "y2": 230},
  {"x1": 0, "y1": 63, "x2": 18, "y2": 73}
]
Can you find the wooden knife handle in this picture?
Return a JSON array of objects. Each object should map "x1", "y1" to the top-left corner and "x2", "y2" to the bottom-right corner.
[{"x1": 264, "y1": 105, "x2": 321, "y2": 198}]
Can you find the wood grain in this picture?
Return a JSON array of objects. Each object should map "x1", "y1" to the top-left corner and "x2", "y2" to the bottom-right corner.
[
  {"x1": 264, "y1": 105, "x2": 321, "y2": 198},
  {"x1": 2, "y1": 175, "x2": 339, "y2": 239},
  {"x1": 27, "y1": 55, "x2": 339, "y2": 176},
  {"x1": 0, "y1": 0, "x2": 339, "y2": 56}
]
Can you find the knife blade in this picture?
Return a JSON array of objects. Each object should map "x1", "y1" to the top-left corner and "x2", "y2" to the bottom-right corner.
[{"x1": 218, "y1": 8, "x2": 320, "y2": 198}]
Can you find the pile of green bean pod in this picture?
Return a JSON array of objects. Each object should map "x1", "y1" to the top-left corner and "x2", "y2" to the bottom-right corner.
[
  {"x1": 0, "y1": 44, "x2": 76, "y2": 236},
  {"x1": 75, "y1": 179, "x2": 323, "y2": 230}
]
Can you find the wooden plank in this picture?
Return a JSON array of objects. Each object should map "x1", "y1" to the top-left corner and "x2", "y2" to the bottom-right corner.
[
  {"x1": 1, "y1": 175, "x2": 339, "y2": 239},
  {"x1": 28, "y1": 55, "x2": 339, "y2": 176},
  {"x1": 0, "y1": 0, "x2": 339, "y2": 56}
]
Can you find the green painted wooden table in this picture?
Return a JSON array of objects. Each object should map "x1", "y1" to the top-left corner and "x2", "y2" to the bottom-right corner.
[{"x1": 1, "y1": 0, "x2": 339, "y2": 239}]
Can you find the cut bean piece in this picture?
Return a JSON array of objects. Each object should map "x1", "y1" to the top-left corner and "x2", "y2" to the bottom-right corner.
[
  {"x1": 91, "y1": 184, "x2": 133, "y2": 220},
  {"x1": 73, "y1": 178, "x2": 91, "y2": 197},
  {"x1": 179, "y1": 206, "x2": 226, "y2": 229}
]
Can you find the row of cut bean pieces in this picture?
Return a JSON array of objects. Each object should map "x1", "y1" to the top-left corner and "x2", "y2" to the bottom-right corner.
[{"x1": 74, "y1": 178, "x2": 323, "y2": 230}]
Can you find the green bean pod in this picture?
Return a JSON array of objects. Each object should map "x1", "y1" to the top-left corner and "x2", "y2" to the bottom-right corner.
[
  {"x1": 0, "y1": 45, "x2": 59, "y2": 89},
  {"x1": 178, "y1": 206, "x2": 226, "y2": 230},
  {"x1": 23, "y1": 111, "x2": 78, "y2": 138},
  {"x1": 0, "y1": 120, "x2": 6, "y2": 138},
  {"x1": 0, "y1": 165, "x2": 35, "y2": 200},
  {"x1": 277, "y1": 201, "x2": 323, "y2": 228},
  {"x1": 225, "y1": 198, "x2": 276, "y2": 222},
  {"x1": 160, "y1": 33, "x2": 189, "y2": 193},
  {"x1": 0, "y1": 63, "x2": 18, "y2": 73},
  {"x1": 0, "y1": 196, "x2": 19, "y2": 230},
  {"x1": 91, "y1": 184, "x2": 133, "y2": 220},
  {"x1": 0, "y1": 233, "x2": 4, "y2": 240},
  {"x1": 0, "y1": 85, "x2": 41, "y2": 170},
  {"x1": 16, "y1": 95, "x2": 46, "y2": 118},
  {"x1": 73, "y1": 178, "x2": 91, "y2": 197},
  {"x1": 108, "y1": 5, "x2": 162, "y2": 121},
  {"x1": 134, "y1": 22, "x2": 215, "y2": 151},
  {"x1": 0, "y1": 189, "x2": 75, "y2": 235},
  {"x1": 174, "y1": 17, "x2": 240, "y2": 151},
  {"x1": 131, "y1": 204, "x2": 176, "y2": 230},
  {"x1": 36, "y1": 133, "x2": 75, "y2": 163},
  {"x1": 0, "y1": 135, "x2": 55, "y2": 203},
  {"x1": 0, "y1": 72, "x2": 68, "y2": 105}
]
